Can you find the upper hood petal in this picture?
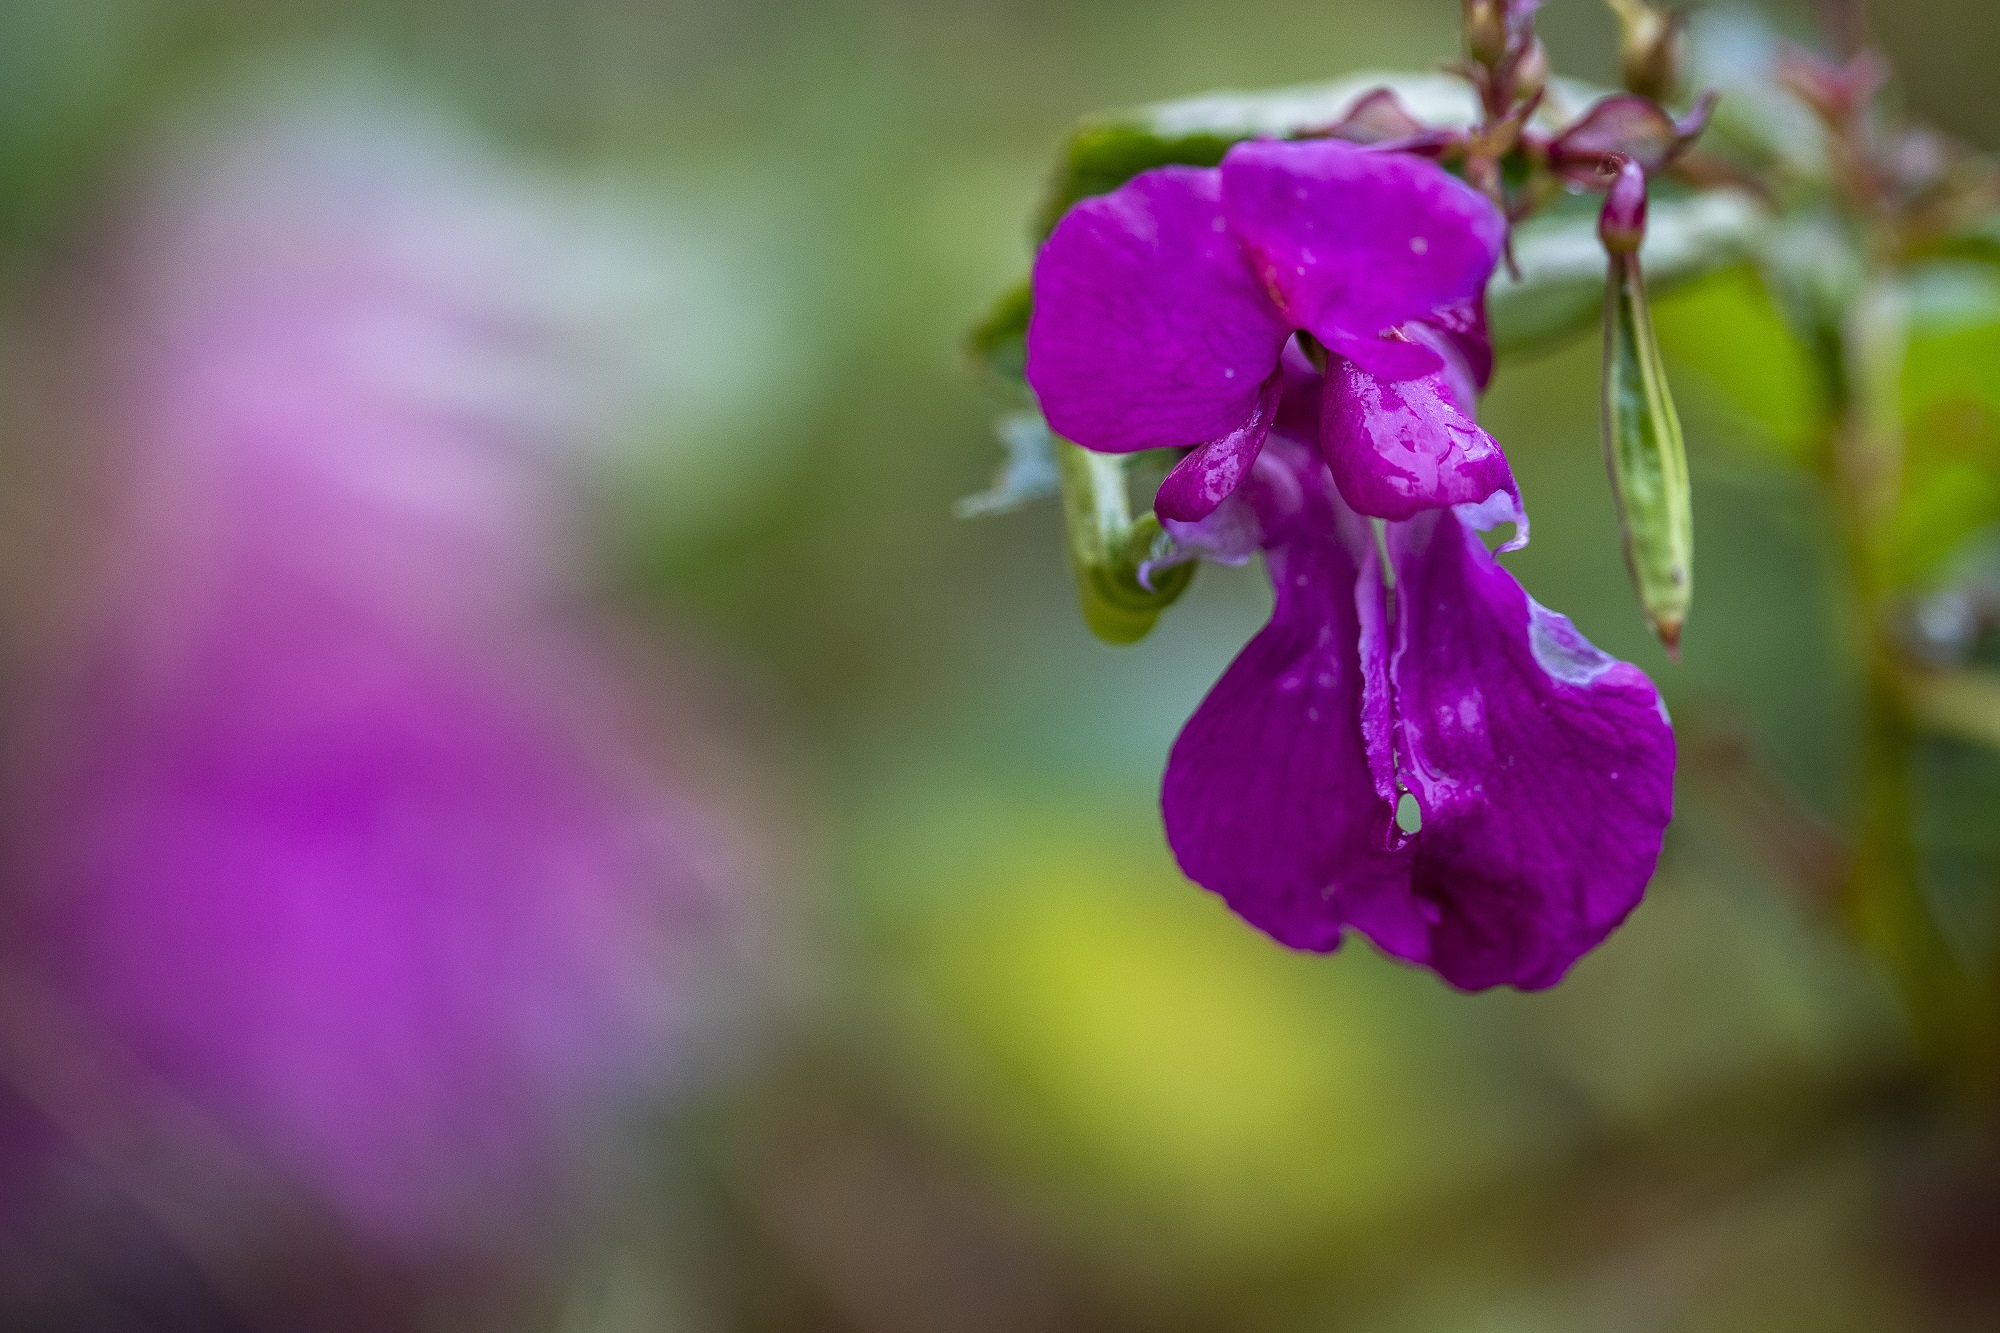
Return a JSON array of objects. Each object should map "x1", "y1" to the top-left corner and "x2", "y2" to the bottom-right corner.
[{"x1": 1220, "y1": 140, "x2": 1505, "y2": 379}]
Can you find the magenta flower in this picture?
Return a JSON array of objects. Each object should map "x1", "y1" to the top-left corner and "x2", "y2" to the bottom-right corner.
[
  {"x1": 3, "y1": 98, "x2": 744, "y2": 1254},
  {"x1": 1025, "y1": 139, "x2": 1676, "y2": 989},
  {"x1": 1161, "y1": 430, "x2": 1673, "y2": 989},
  {"x1": 1026, "y1": 139, "x2": 1517, "y2": 525}
]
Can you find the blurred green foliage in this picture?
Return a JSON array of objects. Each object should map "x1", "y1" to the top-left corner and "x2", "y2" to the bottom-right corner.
[{"x1": 4, "y1": 0, "x2": 2000, "y2": 1330}]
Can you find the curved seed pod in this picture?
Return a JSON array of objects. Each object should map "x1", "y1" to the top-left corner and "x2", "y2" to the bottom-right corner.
[
  {"x1": 1057, "y1": 440, "x2": 1194, "y2": 644},
  {"x1": 1600, "y1": 159, "x2": 1694, "y2": 653}
]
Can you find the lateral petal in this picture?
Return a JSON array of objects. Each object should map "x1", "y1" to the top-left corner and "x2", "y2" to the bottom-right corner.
[
  {"x1": 1027, "y1": 166, "x2": 1292, "y2": 454},
  {"x1": 1384, "y1": 510, "x2": 1676, "y2": 990},
  {"x1": 1154, "y1": 369, "x2": 1284, "y2": 522},
  {"x1": 1160, "y1": 446, "x2": 1402, "y2": 951},
  {"x1": 1321, "y1": 353, "x2": 1517, "y2": 521}
]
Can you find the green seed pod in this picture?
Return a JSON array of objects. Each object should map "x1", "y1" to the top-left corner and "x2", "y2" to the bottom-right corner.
[
  {"x1": 1600, "y1": 161, "x2": 1694, "y2": 653},
  {"x1": 1056, "y1": 439, "x2": 1194, "y2": 645}
]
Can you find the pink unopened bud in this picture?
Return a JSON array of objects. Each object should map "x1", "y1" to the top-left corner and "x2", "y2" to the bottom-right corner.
[
  {"x1": 1599, "y1": 156, "x2": 1649, "y2": 254},
  {"x1": 1511, "y1": 37, "x2": 1551, "y2": 101},
  {"x1": 1504, "y1": 0, "x2": 1542, "y2": 42}
]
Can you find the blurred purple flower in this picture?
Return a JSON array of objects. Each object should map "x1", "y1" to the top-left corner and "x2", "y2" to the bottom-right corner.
[
  {"x1": 1025, "y1": 140, "x2": 1515, "y2": 524},
  {"x1": 5, "y1": 98, "x2": 748, "y2": 1253}
]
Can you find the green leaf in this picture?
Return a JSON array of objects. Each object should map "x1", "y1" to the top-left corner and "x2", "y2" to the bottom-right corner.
[
  {"x1": 1888, "y1": 261, "x2": 2000, "y2": 587},
  {"x1": 1651, "y1": 263, "x2": 1832, "y2": 464},
  {"x1": 967, "y1": 276, "x2": 1032, "y2": 384},
  {"x1": 1491, "y1": 189, "x2": 1765, "y2": 356},
  {"x1": 1031, "y1": 71, "x2": 1492, "y2": 238}
]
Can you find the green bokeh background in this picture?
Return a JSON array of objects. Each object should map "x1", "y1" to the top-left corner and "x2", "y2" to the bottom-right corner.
[{"x1": 4, "y1": 1, "x2": 1997, "y2": 1329}]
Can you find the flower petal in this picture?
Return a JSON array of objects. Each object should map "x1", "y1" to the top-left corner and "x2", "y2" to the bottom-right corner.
[
  {"x1": 1154, "y1": 369, "x2": 1284, "y2": 522},
  {"x1": 1321, "y1": 354, "x2": 1516, "y2": 522},
  {"x1": 1272, "y1": 337, "x2": 1326, "y2": 447},
  {"x1": 1549, "y1": 91, "x2": 1718, "y2": 186},
  {"x1": 1221, "y1": 140, "x2": 1505, "y2": 378},
  {"x1": 1454, "y1": 483, "x2": 1530, "y2": 553},
  {"x1": 1161, "y1": 451, "x2": 1402, "y2": 951},
  {"x1": 1384, "y1": 510, "x2": 1675, "y2": 990},
  {"x1": 1027, "y1": 166, "x2": 1292, "y2": 453},
  {"x1": 1328, "y1": 320, "x2": 1512, "y2": 524},
  {"x1": 1424, "y1": 298, "x2": 1494, "y2": 395},
  {"x1": 1323, "y1": 86, "x2": 1434, "y2": 145}
]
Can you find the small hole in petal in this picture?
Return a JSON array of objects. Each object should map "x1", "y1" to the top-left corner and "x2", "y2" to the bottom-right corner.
[
  {"x1": 1410, "y1": 236, "x2": 1429, "y2": 254},
  {"x1": 1395, "y1": 791, "x2": 1423, "y2": 834}
]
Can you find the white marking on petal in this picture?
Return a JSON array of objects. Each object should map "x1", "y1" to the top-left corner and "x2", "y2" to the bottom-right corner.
[{"x1": 1528, "y1": 603, "x2": 1617, "y2": 685}]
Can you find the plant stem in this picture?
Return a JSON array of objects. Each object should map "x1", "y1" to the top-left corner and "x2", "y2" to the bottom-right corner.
[{"x1": 1828, "y1": 275, "x2": 1998, "y2": 1102}]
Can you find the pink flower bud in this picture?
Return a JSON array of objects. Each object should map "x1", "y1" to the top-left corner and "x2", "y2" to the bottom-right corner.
[{"x1": 1598, "y1": 156, "x2": 1649, "y2": 254}]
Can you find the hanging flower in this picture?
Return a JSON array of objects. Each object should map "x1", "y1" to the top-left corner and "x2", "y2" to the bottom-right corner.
[{"x1": 1026, "y1": 137, "x2": 1676, "y2": 989}]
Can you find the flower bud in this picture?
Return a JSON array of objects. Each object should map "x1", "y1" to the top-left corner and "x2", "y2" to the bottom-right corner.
[
  {"x1": 1465, "y1": 0, "x2": 1510, "y2": 68},
  {"x1": 1598, "y1": 154, "x2": 1650, "y2": 254},
  {"x1": 1057, "y1": 440, "x2": 1194, "y2": 644},
  {"x1": 1607, "y1": 0, "x2": 1685, "y2": 103},
  {"x1": 1511, "y1": 37, "x2": 1551, "y2": 102},
  {"x1": 1599, "y1": 162, "x2": 1693, "y2": 653}
]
